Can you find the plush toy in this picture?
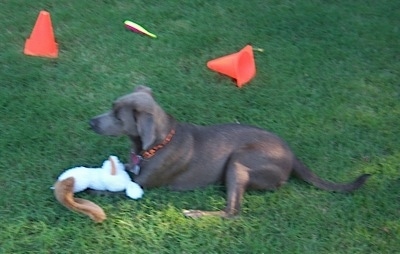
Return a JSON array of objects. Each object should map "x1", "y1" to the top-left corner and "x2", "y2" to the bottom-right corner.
[{"x1": 53, "y1": 156, "x2": 143, "y2": 222}]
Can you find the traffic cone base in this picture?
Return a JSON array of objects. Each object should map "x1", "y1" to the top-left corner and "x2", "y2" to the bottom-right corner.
[
  {"x1": 24, "y1": 11, "x2": 58, "y2": 58},
  {"x1": 207, "y1": 45, "x2": 256, "y2": 88}
]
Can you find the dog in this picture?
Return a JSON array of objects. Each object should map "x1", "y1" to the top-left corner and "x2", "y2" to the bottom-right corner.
[{"x1": 89, "y1": 85, "x2": 370, "y2": 218}]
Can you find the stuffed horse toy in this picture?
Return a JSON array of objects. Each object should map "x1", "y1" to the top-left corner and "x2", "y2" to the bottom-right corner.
[{"x1": 53, "y1": 156, "x2": 143, "y2": 222}]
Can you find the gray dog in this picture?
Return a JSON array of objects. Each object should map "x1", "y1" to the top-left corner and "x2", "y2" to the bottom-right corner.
[{"x1": 89, "y1": 85, "x2": 370, "y2": 218}]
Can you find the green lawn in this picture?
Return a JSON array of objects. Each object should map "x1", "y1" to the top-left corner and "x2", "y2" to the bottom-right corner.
[{"x1": 1, "y1": 0, "x2": 399, "y2": 253}]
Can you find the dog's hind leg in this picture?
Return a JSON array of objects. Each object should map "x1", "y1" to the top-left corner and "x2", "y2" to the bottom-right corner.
[
  {"x1": 223, "y1": 159, "x2": 254, "y2": 217},
  {"x1": 223, "y1": 149, "x2": 291, "y2": 214},
  {"x1": 183, "y1": 160, "x2": 249, "y2": 218},
  {"x1": 183, "y1": 153, "x2": 258, "y2": 218},
  {"x1": 183, "y1": 150, "x2": 290, "y2": 219}
]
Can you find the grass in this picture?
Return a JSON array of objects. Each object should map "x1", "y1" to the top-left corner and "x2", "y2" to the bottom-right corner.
[{"x1": 0, "y1": 0, "x2": 399, "y2": 253}]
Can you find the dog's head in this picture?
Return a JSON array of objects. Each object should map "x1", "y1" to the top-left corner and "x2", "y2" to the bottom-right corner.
[{"x1": 89, "y1": 85, "x2": 170, "y2": 150}]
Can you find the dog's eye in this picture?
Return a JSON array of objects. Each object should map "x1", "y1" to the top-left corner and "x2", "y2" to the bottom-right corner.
[{"x1": 114, "y1": 111, "x2": 122, "y2": 122}]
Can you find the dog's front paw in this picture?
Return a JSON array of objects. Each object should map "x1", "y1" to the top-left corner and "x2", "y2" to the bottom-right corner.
[
  {"x1": 183, "y1": 209, "x2": 205, "y2": 218},
  {"x1": 183, "y1": 209, "x2": 229, "y2": 218}
]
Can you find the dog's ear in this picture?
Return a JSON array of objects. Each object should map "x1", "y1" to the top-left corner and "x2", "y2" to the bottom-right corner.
[
  {"x1": 135, "y1": 111, "x2": 156, "y2": 150},
  {"x1": 134, "y1": 85, "x2": 152, "y2": 96}
]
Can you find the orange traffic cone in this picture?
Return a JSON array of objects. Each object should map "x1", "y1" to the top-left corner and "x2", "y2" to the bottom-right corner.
[
  {"x1": 24, "y1": 10, "x2": 58, "y2": 58},
  {"x1": 207, "y1": 45, "x2": 256, "y2": 88}
]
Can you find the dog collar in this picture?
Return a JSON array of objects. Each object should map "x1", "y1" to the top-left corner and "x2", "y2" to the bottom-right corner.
[{"x1": 141, "y1": 129, "x2": 175, "y2": 159}]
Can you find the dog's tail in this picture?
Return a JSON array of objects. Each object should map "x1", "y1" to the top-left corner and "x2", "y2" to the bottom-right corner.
[
  {"x1": 54, "y1": 177, "x2": 106, "y2": 223},
  {"x1": 292, "y1": 157, "x2": 370, "y2": 192}
]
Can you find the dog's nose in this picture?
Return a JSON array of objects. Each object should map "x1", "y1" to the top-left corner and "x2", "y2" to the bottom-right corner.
[{"x1": 89, "y1": 118, "x2": 97, "y2": 129}]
